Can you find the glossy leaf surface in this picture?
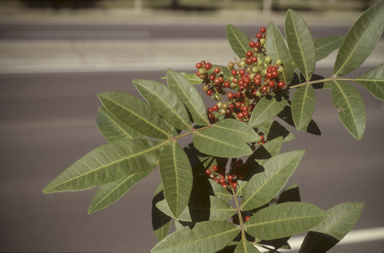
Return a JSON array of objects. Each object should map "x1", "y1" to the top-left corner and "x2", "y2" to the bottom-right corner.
[
  {"x1": 167, "y1": 68, "x2": 209, "y2": 126},
  {"x1": 226, "y1": 24, "x2": 252, "y2": 58},
  {"x1": 266, "y1": 21, "x2": 294, "y2": 85},
  {"x1": 151, "y1": 221, "x2": 239, "y2": 253},
  {"x1": 329, "y1": 80, "x2": 366, "y2": 140},
  {"x1": 285, "y1": 9, "x2": 316, "y2": 81},
  {"x1": 88, "y1": 166, "x2": 154, "y2": 213},
  {"x1": 133, "y1": 79, "x2": 192, "y2": 131},
  {"x1": 241, "y1": 150, "x2": 305, "y2": 211},
  {"x1": 96, "y1": 105, "x2": 145, "y2": 142},
  {"x1": 43, "y1": 139, "x2": 163, "y2": 193},
  {"x1": 249, "y1": 91, "x2": 289, "y2": 127},
  {"x1": 98, "y1": 92, "x2": 171, "y2": 139},
  {"x1": 299, "y1": 202, "x2": 364, "y2": 253},
  {"x1": 356, "y1": 63, "x2": 384, "y2": 100},
  {"x1": 246, "y1": 202, "x2": 328, "y2": 240},
  {"x1": 213, "y1": 119, "x2": 260, "y2": 143},
  {"x1": 333, "y1": 0, "x2": 384, "y2": 77},
  {"x1": 314, "y1": 36, "x2": 344, "y2": 62},
  {"x1": 292, "y1": 84, "x2": 316, "y2": 130},
  {"x1": 159, "y1": 140, "x2": 193, "y2": 218}
]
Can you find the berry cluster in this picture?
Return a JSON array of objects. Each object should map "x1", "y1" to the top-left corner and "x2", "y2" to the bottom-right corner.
[{"x1": 196, "y1": 27, "x2": 286, "y2": 124}]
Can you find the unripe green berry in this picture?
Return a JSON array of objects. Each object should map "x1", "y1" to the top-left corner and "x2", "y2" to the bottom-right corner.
[
  {"x1": 214, "y1": 94, "x2": 220, "y2": 101},
  {"x1": 249, "y1": 73, "x2": 255, "y2": 80},
  {"x1": 238, "y1": 60, "x2": 246, "y2": 68},
  {"x1": 246, "y1": 66, "x2": 252, "y2": 73},
  {"x1": 222, "y1": 103, "x2": 228, "y2": 110},
  {"x1": 262, "y1": 69, "x2": 267, "y2": 75},
  {"x1": 199, "y1": 68, "x2": 206, "y2": 75},
  {"x1": 256, "y1": 90, "x2": 262, "y2": 97},
  {"x1": 252, "y1": 66, "x2": 259, "y2": 73},
  {"x1": 265, "y1": 56, "x2": 272, "y2": 64},
  {"x1": 228, "y1": 62, "x2": 235, "y2": 69},
  {"x1": 257, "y1": 60, "x2": 263, "y2": 66},
  {"x1": 219, "y1": 108, "x2": 226, "y2": 115},
  {"x1": 260, "y1": 38, "x2": 265, "y2": 44},
  {"x1": 275, "y1": 59, "x2": 282, "y2": 65},
  {"x1": 217, "y1": 102, "x2": 223, "y2": 108},
  {"x1": 263, "y1": 63, "x2": 268, "y2": 69},
  {"x1": 277, "y1": 66, "x2": 284, "y2": 73}
]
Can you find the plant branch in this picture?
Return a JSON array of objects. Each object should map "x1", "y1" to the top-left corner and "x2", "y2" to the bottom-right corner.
[{"x1": 289, "y1": 76, "x2": 358, "y2": 89}]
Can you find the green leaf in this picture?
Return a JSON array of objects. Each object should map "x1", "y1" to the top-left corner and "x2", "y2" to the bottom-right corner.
[
  {"x1": 43, "y1": 139, "x2": 163, "y2": 193},
  {"x1": 246, "y1": 202, "x2": 328, "y2": 240},
  {"x1": 329, "y1": 80, "x2": 366, "y2": 140},
  {"x1": 253, "y1": 136, "x2": 284, "y2": 166},
  {"x1": 88, "y1": 166, "x2": 155, "y2": 213},
  {"x1": 241, "y1": 150, "x2": 305, "y2": 211},
  {"x1": 167, "y1": 68, "x2": 209, "y2": 126},
  {"x1": 234, "y1": 239, "x2": 261, "y2": 253},
  {"x1": 333, "y1": 0, "x2": 384, "y2": 77},
  {"x1": 193, "y1": 127, "x2": 253, "y2": 158},
  {"x1": 162, "y1": 72, "x2": 203, "y2": 85},
  {"x1": 151, "y1": 221, "x2": 239, "y2": 253},
  {"x1": 299, "y1": 202, "x2": 365, "y2": 253},
  {"x1": 159, "y1": 140, "x2": 193, "y2": 218},
  {"x1": 96, "y1": 105, "x2": 145, "y2": 142},
  {"x1": 152, "y1": 183, "x2": 172, "y2": 241},
  {"x1": 266, "y1": 21, "x2": 294, "y2": 85},
  {"x1": 226, "y1": 24, "x2": 252, "y2": 58},
  {"x1": 249, "y1": 90, "x2": 289, "y2": 127},
  {"x1": 356, "y1": 63, "x2": 384, "y2": 101},
  {"x1": 183, "y1": 142, "x2": 209, "y2": 168},
  {"x1": 133, "y1": 79, "x2": 192, "y2": 131},
  {"x1": 291, "y1": 84, "x2": 316, "y2": 130},
  {"x1": 156, "y1": 195, "x2": 236, "y2": 222},
  {"x1": 98, "y1": 92, "x2": 172, "y2": 139},
  {"x1": 213, "y1": 118, "x2": 260, "y2": 143},
  {"x1": 285, "y1": 9, "x2": 316, "y2": 81},
  {"x1": 314, "y1": 36, "x2": 344, "y2": 62},
  {"x1": 254, "y1": 119, "x2": 296, "y2": 142}
]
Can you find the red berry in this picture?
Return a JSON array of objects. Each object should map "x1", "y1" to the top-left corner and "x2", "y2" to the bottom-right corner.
[
  {"x1": 249, "y1": 41, "x2": 256, "y2": 48},
  {"x1": 257, "y1": 33, "x2": 263, "y2": 39},
  {"x1": 212, "y1": 105, "x2": 219, "y2": 111},
  {"x1": 214, "y1": 78, "x2": 221, "y2": 85},
  {"x1": 219, "y1": 178, "x2": 226, "y2": 184},
  {"x1": 246, "y1": 51, "x2": 253, "y2": 57},
  {"x1": 214, "y1": 67, "x2": 221, "y2": 74},
  {"x1": 196, "y1": 62, "x2": 202, "y2": 69},
  {"x1": 245, "y1": 216, "x2": 251, "y2": 222},
  {"x1": 227, "y1": 92, "x2": 234, "y2": 99},
  {"x1": 254, "y1": 77, "x2": 261, "y2": 85},
  {"x1": 237, "y1": 112, "x2": 244, "y2": 119},
  {"x1": 261, "y1": 86, "x2": 268, "y2": 93},
  {"x1": 196, "y1": 70, "x2": 201, "y2": 77},
  {"x1": 239, "y1": 69, "x2": 245, "y2": 76},
  {"x1": 259, "y1": 135, "x2": 264, "y2": 142},
  {"x1": 214, "y1": 178, "x2": 220, "y2": 184},
  {"x1": 255, "y1": 41, "x2": 261, "y2": 48},
  {"x1": 245, "y1": 58, "x2": 252, "y2": 65},
  {"x1": 268, "y1": 80, "x2": 275, "y2": 88},
  {"x1": 260, "y1": 27, "x2": 266, "y2": 33},
  {"x1": 205, "y1": 62, "x2": 212, "y2": 70},
  {"x1": 231, "y1": 182, "x2": 237, "y2": 190},
  {"x1": 209, "y1": 74, "x2": 216, "y2": 81},
  {"x1": 235, "y1": 159, "x2": 243, "y2": 167},
  {"x1": 212, "y1": 165, "x2": 219, "y2": 171},
  {"x1": 278, "y1": 81, "x2": 285, "y2": 88},
  {"x1": 206, "y1": 89, "x2": 213, "y2": 96},
  {"x1": 235, "y1": 101, "x2": 242, "y2": 108},
  {"x1": 201, "y1": 60, "x2": 206, "y2": 65},
  {"x1": 205, "y1": 169, "x2": 211, "y2": 175},
  {"x1": 227, "y1": 175, "x2": 234, "y2": 181},
  {"x1": 243, "y1": 111, "x2": 249, "y2": 117},
  {"x1": 224, "y1": 81, "x2": 230, "y2": 88},
  {"x1": 231, "y1": 69, "x2": 237, "y2": 76},
  {"x1": 251, "y1": 56, "x2": 257, "y2": 63},
  {"x1": 266, "y1": 73, "x2": 273, "y2": 79}
]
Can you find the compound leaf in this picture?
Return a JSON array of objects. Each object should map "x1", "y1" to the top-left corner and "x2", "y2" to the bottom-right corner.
[
  {"x1": 43, "y1": 139, "x2": 163, "y2": 193},
  {"x1": 98, "y1": 92, "x2": 172, "y2": 139},
  {"x1": 96, "y1": 105, "x2": 145, "y2": 142},
  {"x1": 333, "y1": 0, "x2": 384, "y2": 77},
  {"x1": 329, "y1": 80, "x2": 366, "y2": 140},
  {"x1": 241, "y1": 150, "x2": 305, "y2": 211},
  {"x1": 299, "y1": 202, "x2": 365, "y2": 253},
  {"x1": 151, "y1": 221, "x2": 239, "y2": 253},
  {"x1": 246, "y1": 202, "x2": 328, "y2": 240},
  {"x1": 285, "y1": 9, "x2": 316, "y2": 81},
  {"x1": 249, "y1": 91, "x2": 289, "y2": 127},
  {"x1": 88, "y1": 165, "x2": 155, "y2": 213},
  {"x1": 159, "y1": 140, "x2": 193, "y2": 219},
  {"x1": 133, "y1": 79, "x2": 192, "y2": 131},
  {"x1": 266, "y1": 21, "x2": 294, "y2": 85},
  {"x1": 167, "y1": 68, "x2": 209, "y2": 126},
  {"x1": 292, "y1": 84, "x2": 316, "y2": 130},
  {"x1": 356, "y1": 63, "x2": 384, "y2": 101},
  {"x1": 227, "y1": 24, "x2": 252, "y2": 58}
]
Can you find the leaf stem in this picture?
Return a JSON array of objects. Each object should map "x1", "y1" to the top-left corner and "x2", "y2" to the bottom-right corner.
[
  {"x1": 289, "y1": 76, "x2": 357, "y2": 89},
  {"x1": 231, "y1": 187, "x2": 247, "y2": 242}
]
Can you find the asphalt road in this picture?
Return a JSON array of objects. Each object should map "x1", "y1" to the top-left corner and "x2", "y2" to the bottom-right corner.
[
  {"x1": 0, "y1": 23, "x2": 355, "y2": 40},
  {"x1": 0, "y1": 67, "x2": 384, "y2": 252}
]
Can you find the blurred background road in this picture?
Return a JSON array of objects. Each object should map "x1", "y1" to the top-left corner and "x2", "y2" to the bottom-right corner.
[{"x1": 1, "y1": 0, "x2": 384, "y2": 252}]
